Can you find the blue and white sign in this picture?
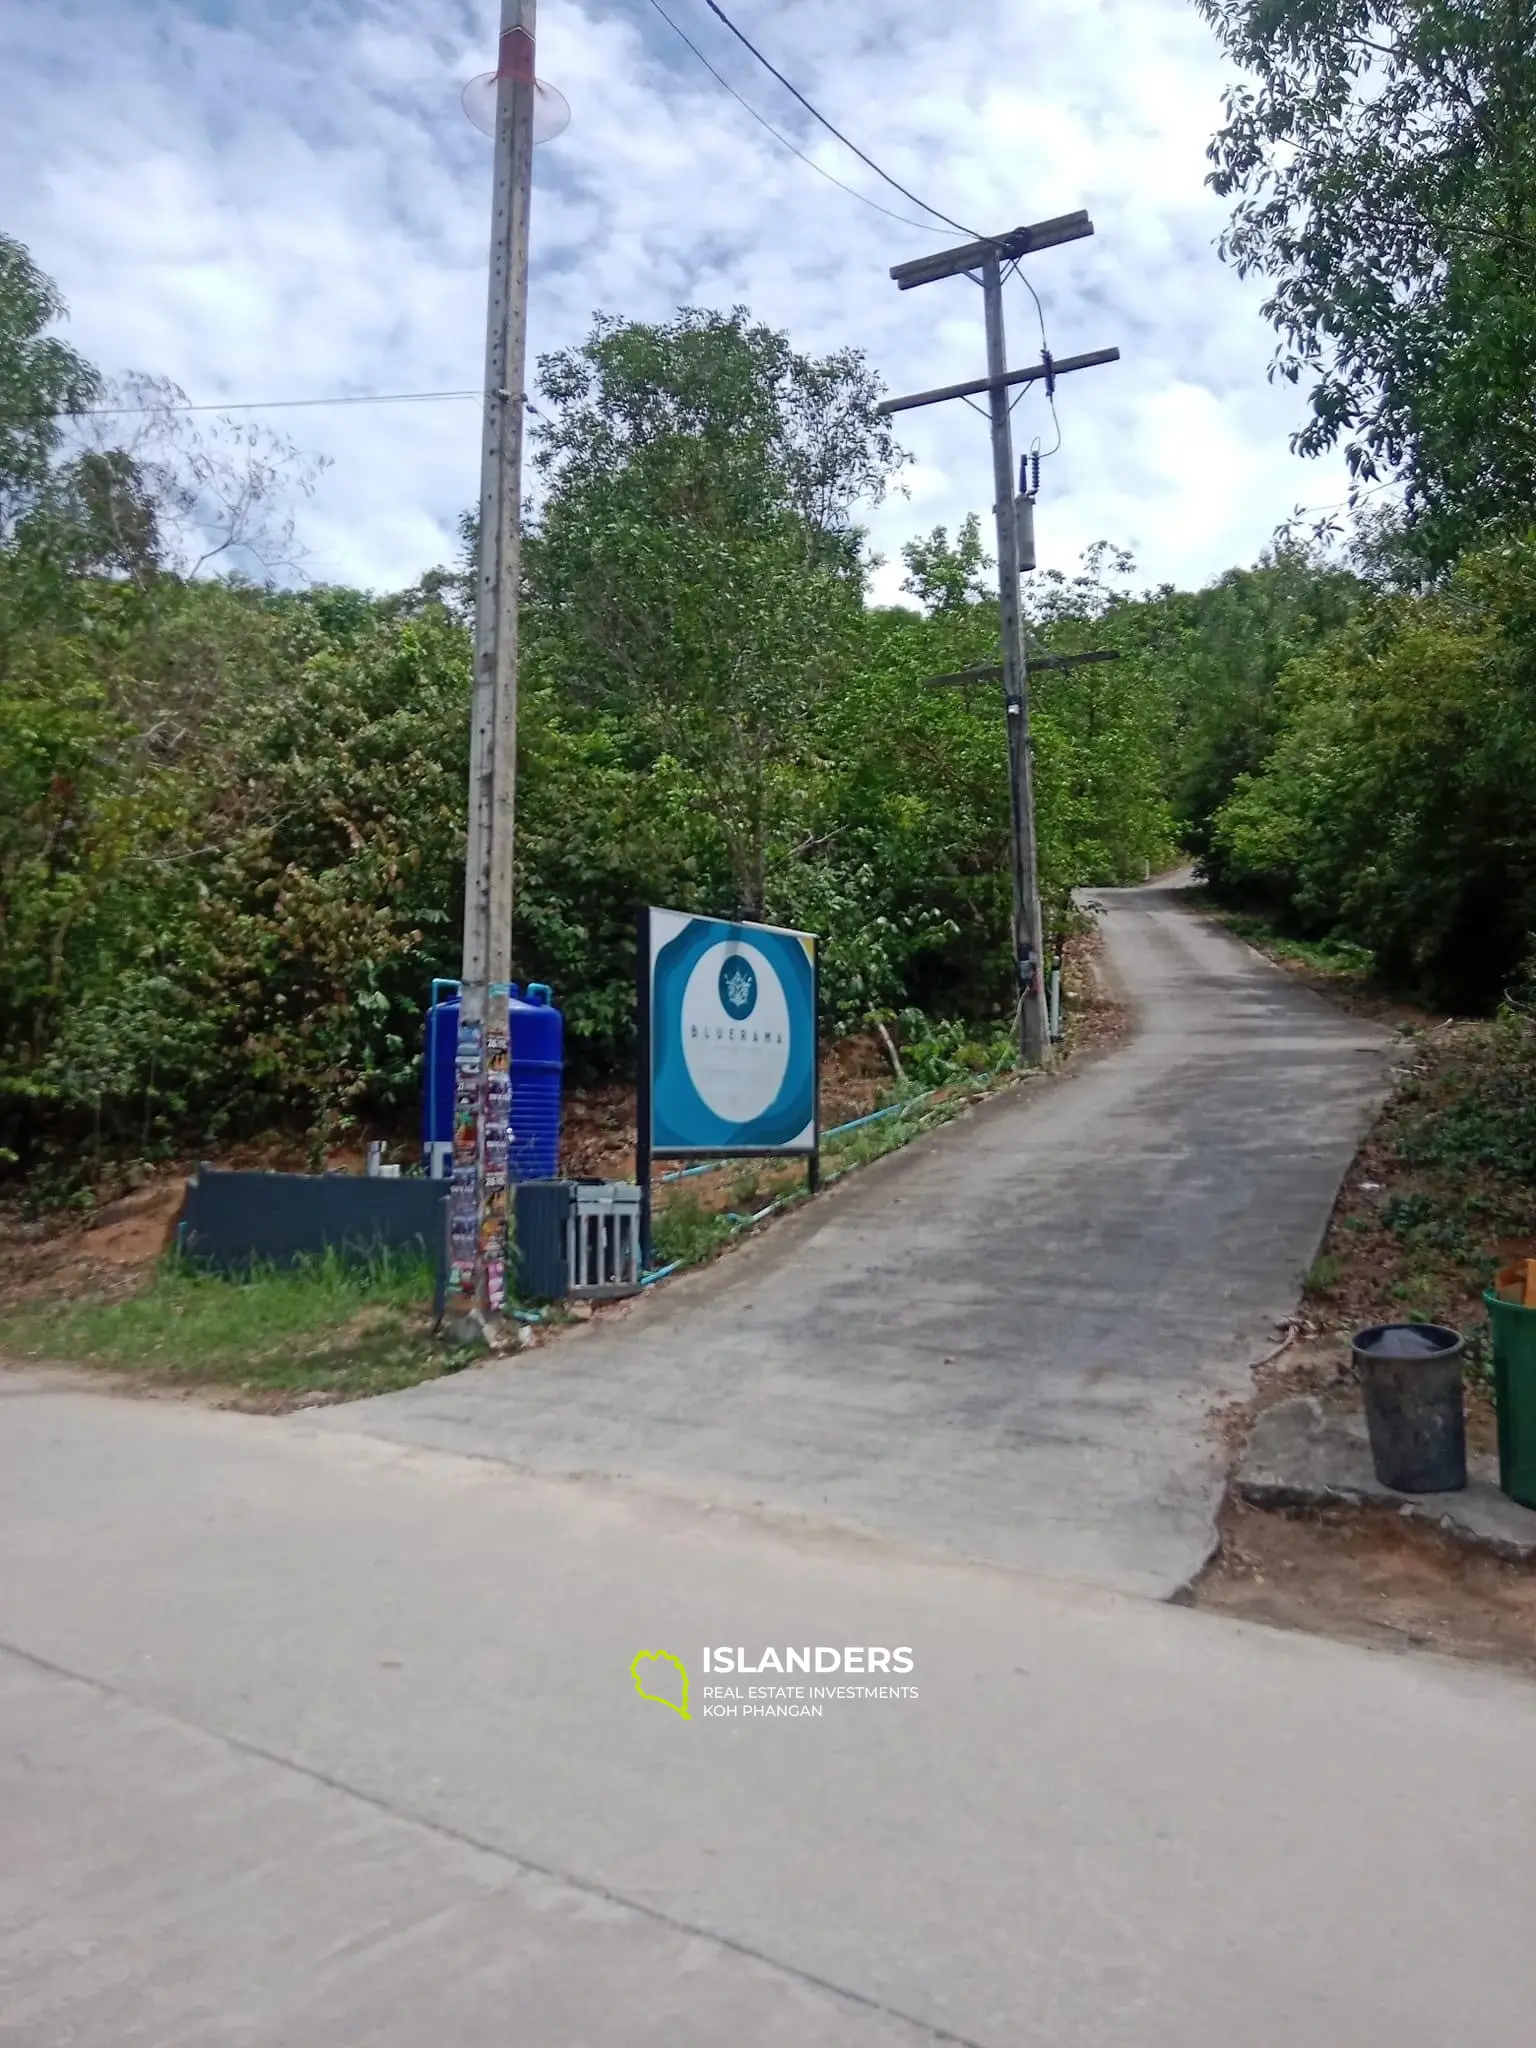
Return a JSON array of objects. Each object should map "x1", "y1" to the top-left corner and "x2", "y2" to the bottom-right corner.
[{"x1": 645, "y1": 908, "x2": 818, "y2": 1156}]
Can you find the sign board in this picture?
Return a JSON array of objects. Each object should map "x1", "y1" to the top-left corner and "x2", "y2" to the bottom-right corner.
[{"x1": 639, "y1": 908, "x2": 819, "y2": 1160}]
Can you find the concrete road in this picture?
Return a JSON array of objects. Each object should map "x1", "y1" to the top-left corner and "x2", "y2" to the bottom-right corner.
[
  {"x1": 8, "y1": 886, "x2": 1486, "y2": 2048},
  {"x1": 319, "y1": 883, "x2": 1391, "y2": 1597},
  {"x1": 3, "y1": 1379, "x2": 1536, "y2": 2048}
]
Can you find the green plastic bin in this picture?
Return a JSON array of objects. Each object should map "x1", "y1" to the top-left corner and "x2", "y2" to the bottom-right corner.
[{"x1": 1483, "y1": 1290, "x2": 1536, "y2": 1510}]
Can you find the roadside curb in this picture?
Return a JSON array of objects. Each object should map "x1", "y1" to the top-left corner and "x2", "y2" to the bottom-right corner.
[{"x1": 1235, "y1": 1395, "x2": 1536, "y2": 1565}]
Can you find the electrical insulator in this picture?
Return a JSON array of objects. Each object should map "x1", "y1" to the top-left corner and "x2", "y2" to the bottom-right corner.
[{"x1": 1015, "y1": 491, "x2": 1037, "y2": 573}]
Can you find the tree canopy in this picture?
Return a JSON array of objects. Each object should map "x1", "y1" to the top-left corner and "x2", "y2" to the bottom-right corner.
[{"x1": 1200, "y1": 0, "x2": 1536, "y2": 562}]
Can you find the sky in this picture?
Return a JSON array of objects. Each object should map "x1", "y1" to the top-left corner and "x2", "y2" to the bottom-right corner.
[{"x1": 0, "y1": 0, "x2": 1354, "y2": 602}]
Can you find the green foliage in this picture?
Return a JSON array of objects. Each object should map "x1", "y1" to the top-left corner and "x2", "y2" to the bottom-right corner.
[
  {"x1": 1304, "y1": 1253, "x2": 1345, "y2": 1297},
  {"x1": 1212, "y1": 910, "x2": 1375, "y2": 979},
  {"x1": 528, "y1": 308, "x2": 896, "y2": 920},
  {"x1": 0, "y1": 238, "x2": 1352, "y2": 1178},
  {"x1": 0, "y1": 230, "x2": 99, "y2": 536},
  {"x1": 651, "y1": 1190, "x2": 738, "y2": 1269},
  {"x1": 1199, "y1": 0, "x2": 1536, "y2": 564},
  {"x1": 900, "y1": 514, "x2": 992, "y2": 615},
  {"x1": 1150, "y1": 547, "x2": 1365, "y2": 863},
  {"x1": 1210, "y1": 538, "x2": 1536, "y2": 1004},
  {"x1": 1393, "y1": 1014, "x2": 1536, "y2": 1183},
  {"x1": 893, "y1": 1010, "x2": 1016, "y2": 1088}
]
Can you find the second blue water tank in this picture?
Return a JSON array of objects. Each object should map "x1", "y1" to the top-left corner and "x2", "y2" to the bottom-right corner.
[{"x1": 507, "y1": 983, "x2": 563, "y2": 1182}]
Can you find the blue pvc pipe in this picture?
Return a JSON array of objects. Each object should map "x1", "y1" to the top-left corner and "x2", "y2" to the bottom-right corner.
[
  {"x1": 656, "y1": 1091, "x2": 938, "y2": 1183},
  {"x1": 642, "y1": 1059, "x2": 1014, "y2": 1288}
]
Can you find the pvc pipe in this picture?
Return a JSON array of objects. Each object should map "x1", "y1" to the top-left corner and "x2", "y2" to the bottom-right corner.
[{"x1": 657, "y1": 1097, "x2": 923, "y2": 1182}]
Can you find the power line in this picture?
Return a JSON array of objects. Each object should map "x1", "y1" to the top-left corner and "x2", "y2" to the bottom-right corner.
[
  {"x1": 1286, "y1": 475, "x2": 1402, "y2": 523},
  {"x1": 641, "y1": 0, "x2": 946, "y2": 236},
  {"x1": 6, "y1": 388, "x2": 485, "y2": 424},
  {"x1": 681, "y1": 3, "x2": 1073, "y2": 458},
  {"x1": 697, "y1": 0, "x2": 977, "y2": 238}
]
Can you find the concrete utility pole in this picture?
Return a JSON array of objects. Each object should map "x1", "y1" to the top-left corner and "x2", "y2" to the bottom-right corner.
[
  {"x1": 452, "y1": 0, "x2": 540, "y2": 1338},
  {"x1": 879, "y1": 213, "x2": 1120, "y2": 1066},
  {"x1": 980, "y1": 250, "x2": 1048, "y2": 1064}
]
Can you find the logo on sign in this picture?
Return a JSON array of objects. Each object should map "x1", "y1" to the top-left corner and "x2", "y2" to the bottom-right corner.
[
  {"x1": 681, "y1": 942, "x2": 790, "y2": 1123},
  {"x1": 718, "y1": 954, "x2": 757, "y2": 1020}
]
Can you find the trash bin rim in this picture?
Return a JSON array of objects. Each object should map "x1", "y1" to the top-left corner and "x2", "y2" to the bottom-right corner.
[
  {"x1": 1350, "y1": 1320, "x2": 1465, "y2": 1359},
  {"x1": 1483, "y1": 1289, "x2": 1536, "y2": 1318}
]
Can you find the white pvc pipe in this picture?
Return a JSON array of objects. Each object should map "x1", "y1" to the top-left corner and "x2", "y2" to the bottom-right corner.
[{"x1": 1049, "y1": 968, "x2": 1063, "y2": 1041}]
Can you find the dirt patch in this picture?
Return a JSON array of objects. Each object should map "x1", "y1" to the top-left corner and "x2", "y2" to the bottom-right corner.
[
  {"x1": 1189, "y1": 1496, "x2": 1536, "y2": 1676},
  {"x1": 557, "y1": 1032, "x2": 895, "y2": 1189},
  {"x1": 1062, "y1": 919, "x2": 1132, "y2": 1056},
  {"x1": 0, "y1": 1181, "x2": 186, "y2": 1309}
]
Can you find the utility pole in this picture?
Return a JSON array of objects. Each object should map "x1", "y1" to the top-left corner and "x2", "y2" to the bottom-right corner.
[
  {"x1": 925, "y1": 647, "x2": 1122, "y2": 1053},
  {"x1": 879, "y1": 213, "x2": 1120, "y2": 1066},
  {"x1": 981, "y1": 249, "x2": 1047, "y2": 1064},
  {"x1": 450, "y1": 0, "x2": 539, "y2": 1340}
]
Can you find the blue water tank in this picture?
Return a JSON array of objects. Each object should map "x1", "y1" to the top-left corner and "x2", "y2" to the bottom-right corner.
[
  {"x1": 422, "y1": 987, "x2": 462, "y2": 1178},
  {"x1": 508, "y1": 983, "x2": 563, "y2": 1182},
  {"x1": 421, "y1": 981, "x2": 564, "y2": 1183}
]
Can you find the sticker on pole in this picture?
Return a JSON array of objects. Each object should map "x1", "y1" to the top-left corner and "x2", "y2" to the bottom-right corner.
[{"x1": 646, "y1": 909, "x2": 817, "y2": 1156}]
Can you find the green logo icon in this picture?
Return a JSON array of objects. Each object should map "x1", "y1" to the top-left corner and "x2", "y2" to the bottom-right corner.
[{"x1": 631, "y1": 1649, "x2": 690, "y2": 1720}]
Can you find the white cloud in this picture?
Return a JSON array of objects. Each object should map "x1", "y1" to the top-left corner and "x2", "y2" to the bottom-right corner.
[{"x1": 0, "y1": 0, "x2": 1351, "y2": 596}]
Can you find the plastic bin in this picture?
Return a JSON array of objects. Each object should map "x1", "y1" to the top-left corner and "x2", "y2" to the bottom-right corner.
[
  {"x1": 1484, "y1": 1290, "x2": 1536, "y2": 1510},
  {"x1": 1352, "y1": 1323, "x2": 1466, "y2": 1493},
  {"x1": 513, "y1": 1179, "x2": 642, "y2": 1302}
]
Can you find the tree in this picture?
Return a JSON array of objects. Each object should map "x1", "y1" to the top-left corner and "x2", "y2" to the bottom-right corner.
[
  {"x1": 0, "y1": 233, "x2": 98, "y2": 540},
  {"x1": 1211, "y1": 536, "x2": 1536, "y2": 1004},
  {"x1": 1199, "y1": 0, "x2": 1536, "y2": 562},
  {"x1": 532, "y1": 308, "x2": 901, "y2": 547},
  {"x1": 901, "y1": 514, "x2": 992, "y2": 615},
  {"x1": 59, "y1": 373, "x2": 328, "y2": 582},
  {"x1": 529, "y1": 309, "x2": 902, "y2": 918},
  {"x1": 1152, "y1": 544, "x2": 1365, "y2": 863}
]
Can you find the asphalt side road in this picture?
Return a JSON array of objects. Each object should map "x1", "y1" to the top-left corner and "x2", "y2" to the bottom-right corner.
[
  {"x1": 3, "y1": 1381, "x2": 1534, "y2": 2048},
  {"x1": 317, "y1": 881, "x2": 1392, "y2": 1598}
]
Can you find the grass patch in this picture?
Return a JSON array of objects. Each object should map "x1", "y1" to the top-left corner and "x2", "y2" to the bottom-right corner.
[
  {"x1": 1212, "y1": 909, "x2": 1376, "y2": 983},
  {"x1": 1304, "y1": 1013, "x2": 1536, "y2": 1348},
  {"x1": 651, "y1": 1191, "x2": 740, "y2": 1270},
  {"x1": 0, "y1": 1246, "x2": 456, "y2": 1405},
  {"x1": 1304, "y1": 1253, "x2": 1345, "y2": 1297},
  {"x1": 648, "y1": 1064, "x2": 1023, "y2": 1280}
]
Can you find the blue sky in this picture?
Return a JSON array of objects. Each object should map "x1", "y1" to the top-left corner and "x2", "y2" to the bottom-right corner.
[{"x1": 0, "y1": 0, "x2": 1352, "y2": 599}]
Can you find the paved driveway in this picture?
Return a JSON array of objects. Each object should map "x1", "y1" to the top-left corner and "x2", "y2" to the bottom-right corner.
[{"x1": 320, "y1": 883, "x2": 1391, "y2": 1596}]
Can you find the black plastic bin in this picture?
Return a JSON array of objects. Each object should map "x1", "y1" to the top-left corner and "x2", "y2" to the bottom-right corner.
[{"x1": 1352, "y1": 1323, "x2": 1466, "y2": 1493}]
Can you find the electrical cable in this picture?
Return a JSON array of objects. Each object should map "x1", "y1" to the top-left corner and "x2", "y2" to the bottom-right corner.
[
  {"x1": 7, "y1": 388, "x2": 486, "y2": 424},
  {"x1": 13, "y1": 14, "x2": 1071, "y2": 456},
  {"x1": 640, "y1": 0, "x2": 947, "y2": 235},
  {"x1": 1286, "y1": 475, "x2": 1401, "y2": 522},
  {"x1": 664, "y1": 3, "x2": 1074, "y2": 458},
  {"x1": 1004, "y1": 257, "x2": 1061, "y2": 449},
  {"x1": 697, "y1": 0, "x2": 978, "y2": 238}
]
